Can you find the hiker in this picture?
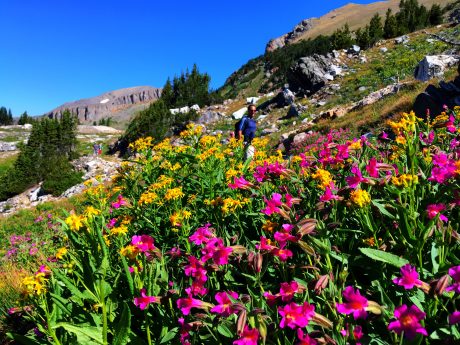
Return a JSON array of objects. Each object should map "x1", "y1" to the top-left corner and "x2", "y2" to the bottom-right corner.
[
  {"x1": 236, "y1": 104, "x2": 257, "y2": 144},
  {"x1": 413, "y1": 62, "x2": 460, "y2": 119},
  {"x1": 235, "y1": 104, "x2": 257, "y2": 160}
]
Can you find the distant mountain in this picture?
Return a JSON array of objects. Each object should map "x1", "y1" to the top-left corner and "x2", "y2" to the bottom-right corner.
[
  {"x1": 45, "y1": 86, "x2": 162, "y2": 127},
  {"x1": 266, "y1": 0, "x2": 452, "y2": 52}
]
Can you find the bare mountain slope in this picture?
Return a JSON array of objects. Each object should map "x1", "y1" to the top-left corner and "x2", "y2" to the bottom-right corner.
[
  {"x1": 267, "y1": 0, "x2": 452, "y2": 51},
  {"x1": 45, "y1": 86, "x2": 162, "y2": 127}
]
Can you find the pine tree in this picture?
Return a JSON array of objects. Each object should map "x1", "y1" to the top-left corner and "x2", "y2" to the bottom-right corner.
[
  {"x1": 384, "y1": 9, "x2": 399, "y2": 38},
  {"x1": 355, "y1": 26, "x2": 371, "y2": 49},
  {"x1": 428, "y1": 4, "x2": 443, "y2": 25},
  {"x1": 7, "y1": 109, "x2": 13, "y2": 125},
  {"x1": 368, "y1": 13, "x2": 384, "y2": 46},
  {"x1": 161, "y1": 78, "x2": 174, "y2": 107}
]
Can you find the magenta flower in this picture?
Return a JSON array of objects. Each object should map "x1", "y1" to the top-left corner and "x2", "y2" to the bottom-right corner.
[
  {"x1": 319, "y1": 186, "x2": 340, "y2": 202},
  {"x1": 446, "y1": 114, "x2": 457, "y2": 133},
  {"x1": 210, "y1": 291, "x2": 239, "y2": 316},
  {"x1": 336, "y1": 286, "x2": 368, "y2": 319},
  {"x1": 274, "y1": 231, "x2": 298, "y2": 246},
  {"x1": 263, "y1": 291, "x2": 278, "y2": 306},
  {"x1": 255, "y1": 236, "x2": 276, "y2": 251},
  {"x1": 134, "y1": 289, "x2": 160, "y2": 310},
  {"x1": 111, "y1": 194, "x2": 127, "y2": 208},
  {"x1": 449, "y1": 311, "x2": 460, "y2": 325},
  {"x1": 296, "y1": 329, "x2": 317, "y2": 345},
  {"x1": 189, "y1": 223, "x2": 214, "y2": 245},
  {"x1": 446, "y1": 265, "x2": 460, "y2": 293},
  {"x1": 253, "y1": 162, "x2": 269, "y2": 182},
  {"x1": 233, "y1": 325, "x2": 259, "y2": 345},
  {"x1": 184, "y1": 256, "x2": 207, "y2": 282},
  {"x1": 106, "y1": 218, "x2": 117, "y2": 228},
  {"x1": 268, "y1": 161, "x2": 287, "y2": 176},
  {"x1": 426, "y1": 204, "x2": 448, "y2": 222},
  {"x1": 261, "y1": 193, "x2": 283, "y2": 215},
  {"x1": 272, "y1": 247, "x2": 293, "y2": 262},
  {"x1": 393, "y1": 264, "x2": 423, "y2": 289},
  {"x1": 278, "y1": 302, "x2": 315, "y2": 329},
  {"x1": 201, "y1": 238, "x2": 233, "y2": 265},
  {"x1": 177, "y1": 296, "x2": 208, "y2": 315},
  {"x1": 229, "y1": 176, "x2": 252, "y2": 190},
  {"x1": 131, "y1": 235, "x2": 156, "y2": 252},
  {"x1": 388, "y1": 304, "x2": 428, "y2": 339},
  {"x1": 279, "y1": 281, "x2": 299, "y2": 302},
  {"x1": 428, "y1": 153, "x2": 457, "y2": 183},
  {"x1": 366, "y1": 157, "x2": 379, "y2": 178},
  {"x1": 346, "y1": 165, "x2": 367, "y2": 188}
]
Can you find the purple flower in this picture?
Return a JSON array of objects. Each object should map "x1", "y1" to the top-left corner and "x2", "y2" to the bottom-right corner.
[
  {"x1": 388, "y1": 305, "x2": 427, "y2": 340},
  {"x1": 393, "y1": 264, "x2": 423, "y2": 290},
  {"x1": 446, "y1": 265, "x2": 460, "y2": 293}
]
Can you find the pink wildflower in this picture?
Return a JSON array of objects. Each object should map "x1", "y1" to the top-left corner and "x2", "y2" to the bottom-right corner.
[
  {"x1": 189, "y1": 223, "x2": 214, "y2": 245},
  {"x1": 272, "y1": 247, "x2": 293, "y2": 262},
  {"x1": 336, "y1": 286, "x2": 368, "y2": 319},
  {"x1": 388, "y1": 304, "x2": 428, "y2": 339},
  {"x1": 253, "y1": 162, "x2": 269, "y2": 182},
  {"x1": 201, "y1": 238, "x2": 233, "y2": 265},
  {"x1": 393, "y1": 264, "x2": 423, "y2": 289},
  {"x1": 449, "y1": 311, "x2": 460, "y2": 325},
  {"x1": 446, "y1": 114, "x2": 456, "y2": 133},
  {"x1": 426, "y1": 204, "x2": 448, "y2": 222},
  {"x1": 319, "y1": 186, "x2": 340, "y2": 202},
  {"x1": 134, "y1": 289, "x2": 160, "y2": 310},
  {"x1": 346, "y1": 165, "x2": 367, "y2": 188},
  {"x1": 177, "y1": 296, "x2": 208, "y2": 315},
  {"x1": 255, "y1": 236, "x2": 277, "y2": 251},
  {"x1": 446, "y1": 265, "x2": 460, "y2": 293},
  {"x1": 184, "y1": 256, "x2": 207, "y2": 282},
  {"x1": 279, "y1": 281, "x2": 299, "y2": 302},
  {"x1": 278, "y1": 302, "x2": 315, "y2": 329},
  {"x1": 106, "y1": 218, "x2": 117, "y2": 228},
  {"x1": 429, "y1": 153, "x2": 457, "y2": 183},
  {"x1": 268, "y1": 161, "x2": 287, "y2": 176},
  {"x1": 296, "y1": 329, "x2": 317, "y2": 345},
  {"x1": 131, "y1": 235, "x2": 156, "y2": 253},
  {"x1": 261, "y1": 193, "x2": 283, "y2": 215},
  {"x1": 185, "y1": 282, "x2": 208, "y2": 297},
  {"x1": 263, "y1": 291, "x2": 278, "y2": 306},
  {"x1": 366, "y1": 157, "x2": 379, "y2": 178},
  {"x1": 111, "y1": 194, "x2": 127, "y2": 209},
  {"x1": 210, "y1": 291, "x2": 239, "y2": 316},
  {"x1": 233, "y1": 325, "x2": 259, "y2": 345},
  {"x1": 229, "y1": 176, "x2": 252, "y2": 190}
]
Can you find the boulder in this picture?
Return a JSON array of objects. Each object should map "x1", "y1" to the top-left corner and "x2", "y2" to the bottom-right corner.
[
  {"x1": 414, "y1": 55, "x2": 459, "y2": 82},
  {"x1": 347, "y1": 45, "x2": 361, "y2": 55},
  {"x1": 0, "y1": 141, "x2": 17, "y2": 151},
  {"x1": 246, "y1": 96, "x2": 260, "y2": 104},
  {"x1": 196, "y1": 111, "x2": 223, "y2": 124},
  {"x1": 265, "y1": 19, "x2": 314, "y2": 52},
  {"x1": 287, "y1": 54, "x2": 334, "y2": 95},
  {"x1": 380, "y1": 47, "x2": 388, "y2": 53},
  {"x1": 395, "y1": 35, "x2": 409, "y2": 44},
  {"x1": 232, "y1": 107, "x2": 248, "y2": 120}
]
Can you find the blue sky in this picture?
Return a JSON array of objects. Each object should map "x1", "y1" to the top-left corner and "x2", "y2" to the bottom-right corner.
[{"x1": 0, "y1": 0, "x2": 376, "y2": 115}]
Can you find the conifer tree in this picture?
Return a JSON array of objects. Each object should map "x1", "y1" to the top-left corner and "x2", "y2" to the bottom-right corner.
[
  {"x1": 368, "y1": 13, "x2": 384, "y2": 46},
  {"x1": 384, "y1": 9, "x2": 399, "y2": 38},
  {"x1": 428, "y1": 4, "x2": 443, "y2": 25}
]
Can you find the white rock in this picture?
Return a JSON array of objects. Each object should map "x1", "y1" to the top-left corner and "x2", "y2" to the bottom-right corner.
[{"x1": 232, "y1": 107, "x2": 248, "y2": 120}]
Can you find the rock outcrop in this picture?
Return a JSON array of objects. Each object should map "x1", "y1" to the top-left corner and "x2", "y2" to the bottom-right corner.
[
  {"x1": 287, "y1": 54, "x2": 334, "y2": 95},
  {"x1": 266, "y1": 19, "x2": 314, "y2": 52},
  {"x1": 45, "y1": 86, "x2": 162, "y2": 123},
  {"x1": 414, "y1": 55, "x2": 459, "y2": 81}
]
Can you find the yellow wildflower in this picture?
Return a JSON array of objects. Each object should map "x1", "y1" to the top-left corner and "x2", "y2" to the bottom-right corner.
[
  {"x1": 262, "y1": 220, "x2": 278, "y2": 233},
  {"x1": 350, "y1": 189, "x2": 371, "y2": 207},
  {"x1": 312, "y1": 169, "x2": 333, "y2": 190},
  {"x1": 348, "y1": 140, "x2": 362, "y2": 150},
  {"x1": 65, "y1": 214, "x2": 85, "y2": 231},
  {"x1": 84, "y1": 206, "x2": 100, "y2": 217},
  {"x1": 120, "y1": 245, "x2": 139, "y2": 260},
  {"x1": 164, "y1": 187, "x2": 185, "y2": 201},
  {"x1": 391, "y1": 174, "x2": 419, "y2": 188},
  {"x1": 110, "y1": 225, "x2": 128, "y2": 236},
  {"x1": 138, "y1": 191, "x2": 158, "y2": 205},
  {"x1": 55, "y1": 247, "x2": 68, "y2": 260}
]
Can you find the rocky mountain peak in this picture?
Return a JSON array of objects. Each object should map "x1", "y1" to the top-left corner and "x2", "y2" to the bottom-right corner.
[{"x1": 45, "y1": 86, "x2": 162, "y2": 123}]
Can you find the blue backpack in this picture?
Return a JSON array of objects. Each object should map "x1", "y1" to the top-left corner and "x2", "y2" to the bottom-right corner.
[{"x1": 234, "y1": 116, "x2": 248, "y2": 138}]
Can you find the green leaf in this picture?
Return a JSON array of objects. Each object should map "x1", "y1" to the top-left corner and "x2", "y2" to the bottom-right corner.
[
  {"x1": 217, "y1": 324, "x2": 233, "y2": 338},
  {"x1": 53, "y1": 270, "x2": 86, "y2": 304},
  {"x1": 120, "y1": 254, "x2": 134, "y2": 296},
  {"x1": 159, "y1": 327, "x2": 178, "y2": 343},
  {"x1": 113, "y1": 303, "x2": 131, "y2": 345},
  {"x1": 371, "y1": 200, "x2": 396, "y2": 220},
  {"x1": 431, "y1": 242, "x2": 439, "y2": 274},
  {"x1": 54, "y1": 323, "x2": 103, "y2": 344},
  {"x1": 6, "y1": 333, "x2": 42, "y2": 345},
  {"x1": 359, "y1": 248, "x2": 409, "y2": 268},
  {"x1": 50, "y1": 293, "x2": 72, "y2": 316}
]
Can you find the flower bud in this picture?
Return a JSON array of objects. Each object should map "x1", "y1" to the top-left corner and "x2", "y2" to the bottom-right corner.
[
  {"x1": 254, "y1": 252, "x2": 263, "y2": 273},
  {"x1": 236, "y1": 309, "x2": 247, "y2": 335},
  {"x1": 314, "y1": 274, "x2": 330, "y2": 294},
  {"x1": 296, "y1": 218, "x2": 317, "y2": 236},
  {"x1": 311, "y1": 312, "x2": 333, "y2": 329},
  {"x1": 434, "y1": 274, "x2": 450, "y2": 295}
]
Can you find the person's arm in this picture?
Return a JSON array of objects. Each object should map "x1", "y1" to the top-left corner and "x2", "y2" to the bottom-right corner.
[{"x1": 238, "y1": 117, "x2": 247, "y2": 140}]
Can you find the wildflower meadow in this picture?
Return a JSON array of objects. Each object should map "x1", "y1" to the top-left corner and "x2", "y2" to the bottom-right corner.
[{"x1": 4, "y1": 110, "x2": 460, "y2": 344}]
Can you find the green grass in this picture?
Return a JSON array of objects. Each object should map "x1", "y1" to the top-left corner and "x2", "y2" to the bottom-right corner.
[{"x1": 0, "y1": 154, "x2": 17, "y2": 175}]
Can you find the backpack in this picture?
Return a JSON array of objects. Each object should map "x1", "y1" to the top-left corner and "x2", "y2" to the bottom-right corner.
[{"x1": 234, "y1": 116, "x2": 248, "y2": 138}]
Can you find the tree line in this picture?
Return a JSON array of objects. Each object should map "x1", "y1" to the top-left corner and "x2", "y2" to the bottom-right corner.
[
  {"x1": 120, "y1": 64, "x2": 214, "y2": 148},
  {"x1": 0, "y1": 111, "x2": 81, "y2": 200},
  {"x1": 0, "y1": 107, "x2": 13, "y2": 125}
]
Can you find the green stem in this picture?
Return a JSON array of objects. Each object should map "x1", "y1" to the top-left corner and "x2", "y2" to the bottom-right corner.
[{"x1": 42, "y1": 296, "x2": 61, "y2": 345}]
